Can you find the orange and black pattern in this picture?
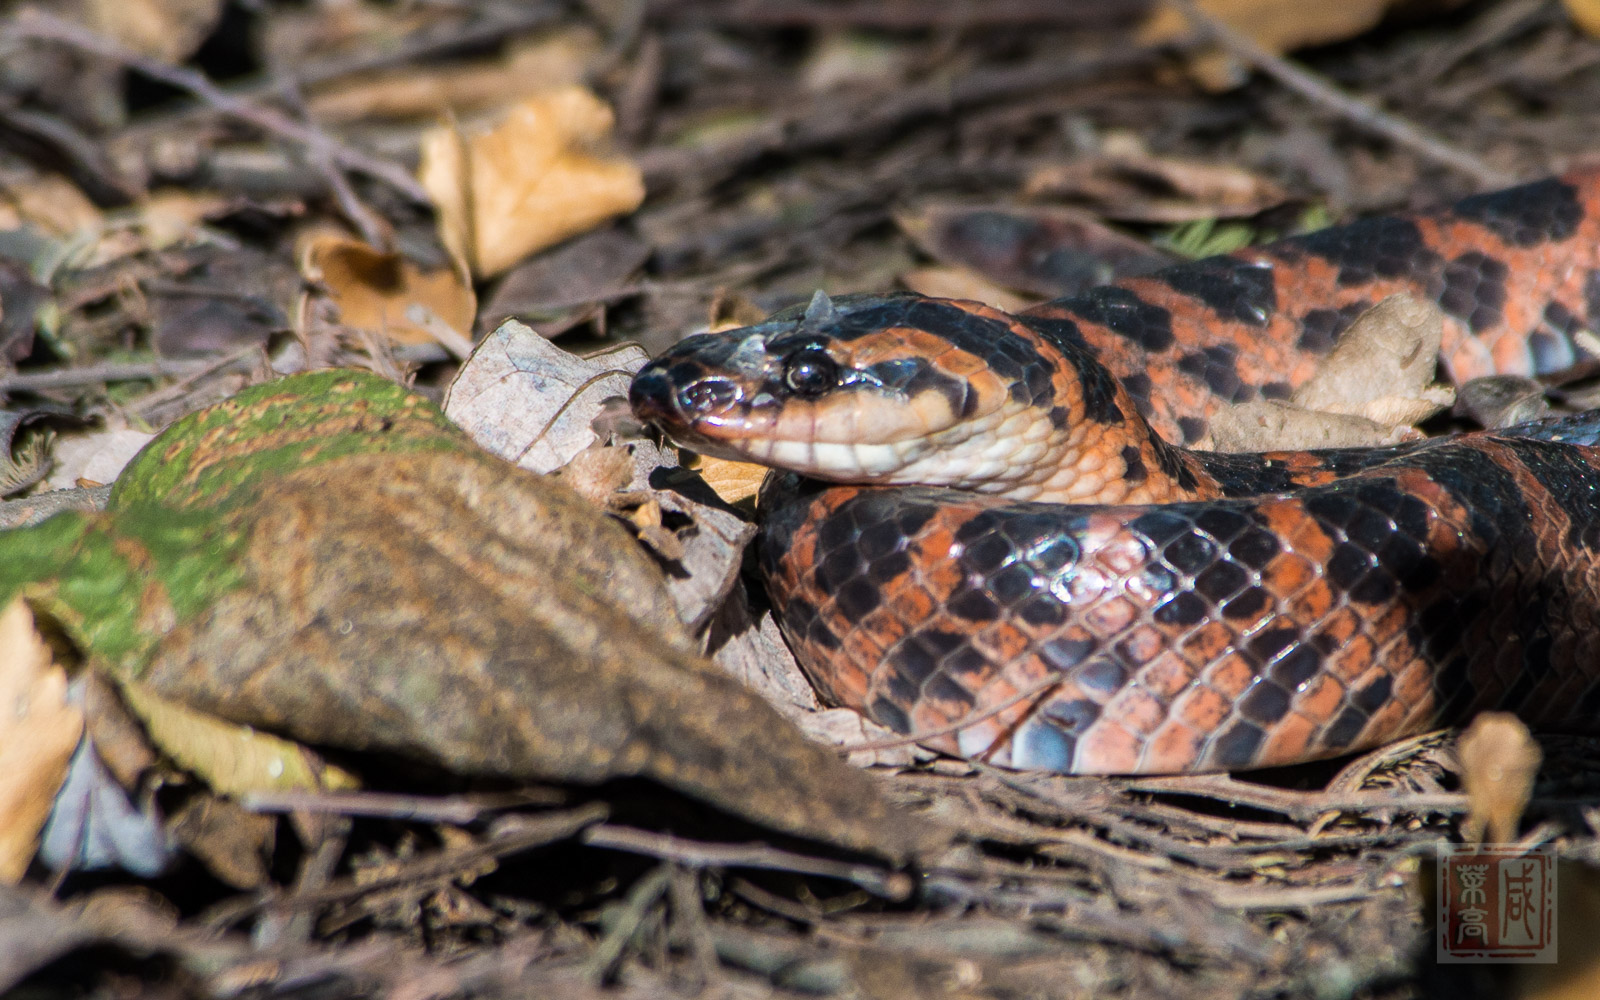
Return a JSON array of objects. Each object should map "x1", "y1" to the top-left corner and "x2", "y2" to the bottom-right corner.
[{"x1": 637, "y1": 170, "x2": 1600, "y2": 773}]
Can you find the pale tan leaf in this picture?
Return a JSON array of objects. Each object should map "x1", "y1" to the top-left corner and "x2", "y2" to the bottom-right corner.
[
  {"x1": 1456, "y1": 712, "x2": 1541, "y2": 847},
  {"x1": 0, "y1": 600, "x2": 85, "y2": 884},
  {"x1": 418, "y1": 88, "x2": 646, "y2": 278}
]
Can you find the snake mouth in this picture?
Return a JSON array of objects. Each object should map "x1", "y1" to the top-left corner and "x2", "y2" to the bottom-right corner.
[{"x1": 629, "y1": 359, "x2": 947, "y2": 479}]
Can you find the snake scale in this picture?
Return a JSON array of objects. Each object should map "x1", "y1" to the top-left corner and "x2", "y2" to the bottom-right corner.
[{"x1": 630, "y1": 169, "x2": 1600, "y2": 774}]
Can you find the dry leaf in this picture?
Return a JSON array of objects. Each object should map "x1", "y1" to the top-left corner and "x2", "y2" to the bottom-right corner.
[
  {"x1": 43, "y1": 427, "x2": 156, "y2": 492},
  {"x1": 0, "y1": 600, "x2": 85, "y2": 883},
  {"x1": 300, "y1": 232, "x2": 476, "y2": 350},
  {"x1": 1566, "y1": 0, "x2": 1600, "y2": 37},
  {"x1": 1454, "y1": 375, "x2": 1550, "y2": 429},
  {"x1": 87, "y1": 0, "x2": 224, "y2": 64},
  {"x1": 446, "y1": 320, "x2": 652, "y2": 475},
  {"x1": 117, "y1": 681, "x2": 359, "y2": 799},
  {"x1": 1205, "y1": 295, "x2": 1455, "y2": 451},
  {"x1": 553, "y1": 440, "x2": 637, "y2": 505},
  {"x1": 308, "y1": 27, "x2": 603, "y2": 121},
  {"x1": 695, "y1": 455, "x2": 770, "y2": 507},
  {"x1": 1456, "y1": 712, "x2": 1541, "y2": 847},
  {"x1": 419, "y1": 87, "x2": 646, "y2": 279},
  {"x1": 2, "y1": 174, "x2": 101, "y2": 238},
  {"x1": 1139, "y1": 0, "x2": 1441, "y2": 89}
]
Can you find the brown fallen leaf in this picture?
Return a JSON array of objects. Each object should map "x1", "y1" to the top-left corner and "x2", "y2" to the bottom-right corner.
[
  {"x1": 0, "y1": 600, "x2": 85, "y2": 883},
  {"x1": 299, "y1": 232, "x2": 477, "y2": 352},
  {"x1": 136, "y1": 448, "x2": 941, "y2": 862},
  {"x1": 1204, "y1": 295, "x2": 1455, "y2": 451},
  {"x1": 419, "y1": 87, "x2": 646, "y2": 279},
  {"x1": 1455, "y1": 713, "x2": 1542, "y2": 847},
  {"x1": 897, "y1": 201, "x2": 1171, "y2": 296}
]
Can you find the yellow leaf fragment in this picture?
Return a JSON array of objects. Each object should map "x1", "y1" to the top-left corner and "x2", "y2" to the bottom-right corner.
[
  {"x1": 1141, "y1": 0, "x2": 1398, "y2": 52},
  {"x1": 1139, "y1": 0, "x2": 1458, "y2": 89},
  {"x1": 697, "y1": 455, "x2": 769, "y2": 507},
  {"x1": 299, "y1": 233, "x2": 476, "y2": 350},
  {"x1": 1567, "y1": 0, "x2": 1600, "y2": 37},
  {"x1": 1456, "y1": 712, "x2": 1541, "y2": 847},
  {"x1": 87, "y1": 0, "x2": 224, "y2": 64},
  {"x1": 1, "y1": 174, "x2": 101, "y2": 238},
  {"x1": 117, "y1": 681, "x2": 359, "y2": 800},
  {"x1": 0, "y1": 600, "x2": 85, "y2": 884},
  {"x1": 419, "y1": 87, "x2": 646, "y2": 279}
]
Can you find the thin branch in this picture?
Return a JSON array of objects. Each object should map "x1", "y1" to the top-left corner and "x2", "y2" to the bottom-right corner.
[
  {"x1": 1165, "y1": 0, "x2": 1513, "y2": 187},
  {"x1": 7, "y1": 9, "x2": 431, "y2": 205},
  {"x1": 583, "y1": 824, "x2": 913, "y2": 900}
]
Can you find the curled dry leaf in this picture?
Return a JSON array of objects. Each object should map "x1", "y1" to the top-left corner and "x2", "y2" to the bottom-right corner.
[
  {"x1": 0, "y1": 600, "x2": 85, "y2": 883},
  {"x1": 419, "y1": 87, "x2": 646, "y2": 279},
  {"x1": 1455, "y1": 712, "x2": 1542, "y2": 847},
  {"x1": 1455, "y1": 375, "x2": 1551, "y2": 429},
  {"x1": 299, "y1": 232, "x2": 477, "y2": 352},
  {"x1": 1205, "y1": 295, "x2": 1455, "y2": 451}
]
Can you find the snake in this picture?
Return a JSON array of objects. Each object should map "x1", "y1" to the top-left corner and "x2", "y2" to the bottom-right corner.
[{"x1": 628, "y1": 169, "x2": 1600, "y2": 775}]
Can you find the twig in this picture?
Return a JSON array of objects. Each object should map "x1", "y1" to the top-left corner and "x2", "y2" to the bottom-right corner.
[
  {"x1": 0, "y1": 357, "x2": 234, "y2": 393},
  {"x1": 7, "y1": 9, "x2": 431, "y2": 205},
  {"x1": 202, "y1": 803, "x2": 609, "y2": 929},
  {"x1": 583, "y1": 824, "x2": 913, "y2": 900},
  {"x1": 1165, "y1": 0, "x2": 1512, "y2": 187},
  {"x1": 242, "y1": 787, "x2": 563, "y2": 823}
]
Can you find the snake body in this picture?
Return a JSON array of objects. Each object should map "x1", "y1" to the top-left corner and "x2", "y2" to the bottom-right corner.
[{"x1": 630, "y1": 170, "x2": 1600, "y2": 774}]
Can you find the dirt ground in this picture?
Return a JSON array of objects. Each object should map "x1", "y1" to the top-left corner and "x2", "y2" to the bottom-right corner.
[{"x1": 3, "y1": 2, "x2": 1600, "y2": 998}]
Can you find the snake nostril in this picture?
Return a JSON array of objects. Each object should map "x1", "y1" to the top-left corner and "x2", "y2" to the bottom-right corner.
[{"x1": 679, "y1": 378, "x2": 741, "y2": 414}]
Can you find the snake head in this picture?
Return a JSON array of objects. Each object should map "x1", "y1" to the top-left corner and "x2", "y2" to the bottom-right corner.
[{"x1": 630, "y1": 291, "x2": 1035, "y2": 485}]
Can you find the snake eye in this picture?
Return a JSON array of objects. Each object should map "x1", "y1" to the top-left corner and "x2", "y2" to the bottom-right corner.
[{"x1": 782, "y1": 349, "x2": 838, "y2": 397}]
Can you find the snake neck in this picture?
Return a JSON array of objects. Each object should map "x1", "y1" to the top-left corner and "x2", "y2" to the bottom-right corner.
[{"x1": 1007, "y1": 329, "x2": 1224, "y2": 506}]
